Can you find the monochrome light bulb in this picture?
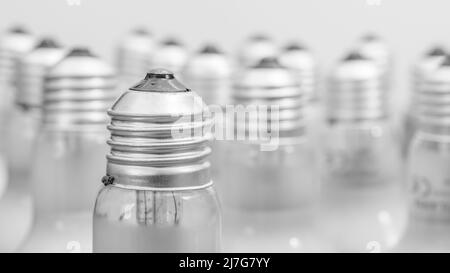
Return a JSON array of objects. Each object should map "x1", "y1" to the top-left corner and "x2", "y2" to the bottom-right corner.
[
  {"x1": 319, "y1": 51, "x2": 405, "y2": 252},
  {"x1": 396, "y1": 55, "x2": 450, "y2": 252},
  {"x1": 402, "y1": 46, "x2": 447, "y2": 157},
  {"x1": 222, "y1": 57, "x2": 319, "y2": 252},
  {"x1": 0, "y1": 38, "x2": 64, "y2": 252},
  {"x1": 93, "y1": 69, "x2": 221, "y2": 253},
  {"x1": 237, "y1": 34, "x2": 277, "y2": 68},
  {"x1": 116, "y1": 27, "x2": 154, "y2": 88},
  {"x1": 20, "y1": 47, "x2": 118, "y2": 252}
]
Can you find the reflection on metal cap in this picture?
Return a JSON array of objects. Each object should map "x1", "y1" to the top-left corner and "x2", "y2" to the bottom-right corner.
[{"x1": 106, "y1": 69, "x2": 213, "y2": 189}]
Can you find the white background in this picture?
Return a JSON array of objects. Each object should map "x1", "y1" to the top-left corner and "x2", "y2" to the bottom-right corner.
[{"x1": 0, "y1": 0, "x2": 448, "y2": 99}]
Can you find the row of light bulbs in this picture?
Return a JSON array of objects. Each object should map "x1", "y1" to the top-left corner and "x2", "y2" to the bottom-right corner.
[{"x1": 0, "y1": 25, "x2": 448, "y2": 253}]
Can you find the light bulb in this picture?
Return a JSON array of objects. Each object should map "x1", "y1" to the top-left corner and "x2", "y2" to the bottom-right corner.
[
  {"x1": 151, "y1": 38, "x2": 188, "y2": 77},
  {"x1": 116, "y1": 27, "x2": 154, "y2": 88},
  {"x1": 237, "y1": 34, "x2": 278, "y2": 68},
  {"x1": 0, "y1": 38, "x2": 65, "y2": 252},
  {"x1": 319, "y1": 51, "x2": 406, "y2": 252},
  {"x1": 357, "y1": 33, "x2": 392, "y2": 82},
  {"x1": 183, "y1": 44, "x2": 232, "y2": 105},
  {"x1": 20, "y1": 47, "x2": 118, "y2": 252},
  {"x1": 93, "y1": 69, "x2": 221, "y2": 253},
  {"x1": 221, "y1": 57, "x2": 320, "y2": 252},
  {"x1": 279, "y1": 42, "x2": 317, "y2": 103},
  {"x1": 279, "y1": 42, "x2": 322, "y2": 146},
  {"x1": 183, "y1": 44, "x2": 233, "y2": 187},
  {"x1": 7, "y1": 38, "x2": 66, "y2": 190},
  {"x1": 395, "y1": 55, "x2": 450, "y2": 252},
  {"x1": 0, "y1": 26, "x2": 36, "y2": 109},
  {"x1": 0, "y1": 26, "x2": 35, "y2": 199},
  {"x1": 402, "y1": 46, "x2": 446, "y2": 158}
]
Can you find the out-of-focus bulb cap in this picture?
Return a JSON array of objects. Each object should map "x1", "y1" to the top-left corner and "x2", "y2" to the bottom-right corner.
[
  {"x1": 35, "y1": 38, "x2": 60, "y2": 49},
  {"x1": 130, "y1": 69, "x2": 189, "y2": 92},
  {"x1": 440, "y1": 55, "x2": 450, "y2": 67},
  {"x1": 250, "y1": 34, "x2": 270, "y2": 41},
  {"x1": 162, "y1": 38, "x2": 182, "y2": 46},
  {"x1": 427, "y1": 46, "x2": 446, "y2": 57},
  {"x1": 133, "y1": 27, "x2": 151, "y2": 36},
  {"x1": 199, "y1": 44, "x2": 222, "y2": 54},
  {"x1": 284, "y1": 42, "x2": 306, "y2": 51},
  {"x1": 343, "y1": 51, "x2": 367, "y2": 61},
  {"x1": 9, "y1": 25, "x2": 29, "y2": 34},
  {"x1": 361, "y1": 32, "x2": 379, "y2": 42},
  {"x1": 253, "y1": 57, "x2": 282, "y2": 68},
  {"x1": 67, "y1": 47, "x2": 95, "y2": 57}
]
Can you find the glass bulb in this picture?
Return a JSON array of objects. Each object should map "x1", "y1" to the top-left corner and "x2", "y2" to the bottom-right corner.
[
  {"x1": 221, "y1": 57, "x2": 322, "y2": 252},
  {"x1": 152, "y1": 38, "x2": 187, "y2": 77},
  {"x1": 0, "y1": 37, "x2": 63, "y2": 252},
  {"x1": 395, "y1": 55, "x2": 450, "y2": 252},
  {"x1": 319, "y1": 51, "x2": 406, "y2": 252},
  {"x1": 19, "y1": 47, "x2": 117, "y2": 252},
  {"x1": 93, "y1": 69, "x2": 221, "y2": 252}
]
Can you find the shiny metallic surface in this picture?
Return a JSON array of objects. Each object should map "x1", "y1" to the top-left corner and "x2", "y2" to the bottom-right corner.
[
  {"x1": 183, "y1": 44, "x2": 232, "y2": 105},
  {"x1": 105, "y1": 69, "x2": 213, "y2": 189},
  {"x1": 93, "y1": 69, "x2": 220, "y2": 252}
]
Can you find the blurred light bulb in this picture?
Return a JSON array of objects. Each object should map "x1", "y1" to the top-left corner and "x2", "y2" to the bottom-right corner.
[
  {"x1": 0, "y1": 26, "x2": 35, "y2": 199},
  {"x1": 7, "y1": 38, "x2": 66, "y2": 190},
  {"x1": 93, "y1": 69, "x2": 221, "y2": 253},
  {"x1": 116, "y1": 27, "x2": 154, "y2": 88},
  {"x1": 183, "y1": 44, "x2": 233, "y2": 186},
  {"x1": 319, "y1": 51, "x2": 406, "y2": 252},
  {"x1": 20, "y1": 47, "x2": 118, "y2": 252},
  {"x1": 357, "y1": 33, "x2": 392, "y2": 83},
  {"x1": 395, "y1": 55, "x2": 450, "y2": 252},
  {"x1": 402, "y1": 46, "x2": 447, "y2": 158},
  {"x1": 151, "y1": 38, "x2": 188, "y2": 77},
  {"x1": 0, "y1": 38, "x2": 65, "y2": 252},
  {"x1": 279, "y1": 42, "x2": 322, "y2": 144},
  {"x1": 222, "y1": 57, "x2": 320, "y2": 252},
  {"x1": 0, "y1": 26, "x2": 36, "y2": 109},
  {"x1": 183, "y1": 44, "x2": 232, "y2": 105},
  {"x1": 237, "y1": 34, "x2": 277, "y2": 68}
]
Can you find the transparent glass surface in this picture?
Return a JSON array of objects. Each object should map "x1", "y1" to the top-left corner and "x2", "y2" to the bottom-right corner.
[
  {"x1": 221, "y1": 140, "x2": 323, "y2": 252},
  {"x1": 394, "y1": 133, "x2": 450, "y2": 252},
  {"x1": 5, "y1": 106, "x2": 41, "y2": 190},
  {"x1": 319, "y1": 121, "x2": 407, "y2": 252},
  {"x1": 0, "y1": 106, "x2": 36, "y2": 252},
  {"x1": 93, "y1": 185, "x2": 221, "y2": 253},
  {"x1": 20, "y1": 129, "x2": 107, "y2": 252}
]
